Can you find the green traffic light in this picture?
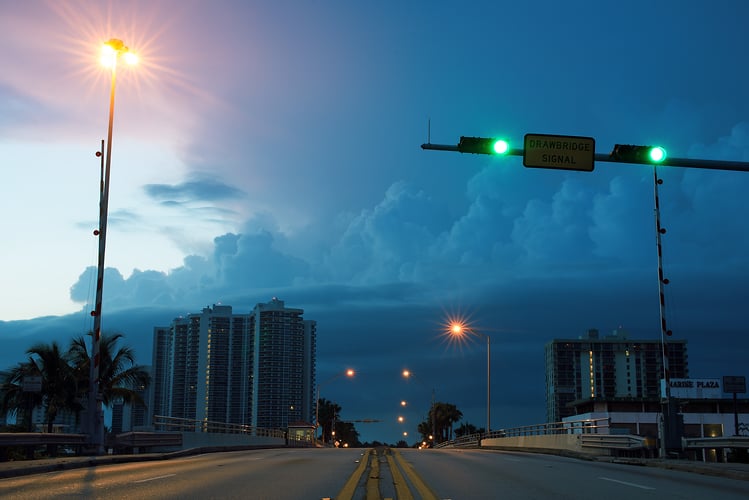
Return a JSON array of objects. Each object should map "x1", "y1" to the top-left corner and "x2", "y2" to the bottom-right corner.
[
  {"x1": 492, "y1": 139, "x2": 509, "y2": 155},
  {"x1": 649, "y1": 146, "x2": 667, "y2": 163}
]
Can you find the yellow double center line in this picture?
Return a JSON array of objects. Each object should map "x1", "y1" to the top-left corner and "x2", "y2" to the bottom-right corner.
[
  {"x1": 389, "y1": 449, "x2": 438, "y2": 500},
  {"x1": 335, "y1": 448, "x2": 438, "y2": 500}
]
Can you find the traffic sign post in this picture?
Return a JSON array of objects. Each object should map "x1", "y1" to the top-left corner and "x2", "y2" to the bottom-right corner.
[
  {"x1": 723, "y1": 376, "x2": 746, "y2": 394},
  {"x1": 724, "y1": 375, "x2": 747, "y2": 436},
  {"x1": 523, "y1": 134, "x2": 595, "y2": 172}
]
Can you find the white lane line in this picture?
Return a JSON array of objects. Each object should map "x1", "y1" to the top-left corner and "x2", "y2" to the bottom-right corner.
[
  {"x1": 598, "y1": 476, "x2": 655, "y2": 490},
  {"x1": 133, "y1": 473, "x2": 177, "y2": 483}
]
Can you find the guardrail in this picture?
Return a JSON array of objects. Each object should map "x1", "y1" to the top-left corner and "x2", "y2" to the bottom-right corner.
[
  {"x1": 111, "y1": 431, "x2": 182, "y2": 451},
  {"x1": 435, "y1": 417, "x2": 613, "y2": 450},
  {"x1": 152, "y1": 415, "x2": 285, "y2": 439},
  {"x1": 579, "y1": 434, "x2": 650, "y2": 450},
  {"x1": 496, "y1": 417, "x2": 610, "y2": 438},
  {"x1": 435, "y1": 417, "x2": 611, "y2": 449},
  {"x1": 0, "y1": 433, "x2": 87, "y2": 447},
  {"x1": 151, "y1": 415, "x2": 313, "y2": 447},
  {"x1": 0, "y1": 433, "x2": 88, "y2": 460},
  {"x1": 684, "y1": 436, "x2": 749, "y2": 449}
]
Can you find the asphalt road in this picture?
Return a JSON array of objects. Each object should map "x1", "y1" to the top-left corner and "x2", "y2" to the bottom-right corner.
[
  {"x1": 1, "y1": 447, "x2": 749, "y2": 499},
  {"x1": 0, "y1": 448, "x2": 366, "y2": 499},
  {"x1": 399, "y1": 448, "x2": 749, "y2": 499}
]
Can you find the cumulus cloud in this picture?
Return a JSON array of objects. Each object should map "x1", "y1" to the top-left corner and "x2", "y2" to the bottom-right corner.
[{"x1": 66, "y1": 123, "x2": 749, "y2": 321}]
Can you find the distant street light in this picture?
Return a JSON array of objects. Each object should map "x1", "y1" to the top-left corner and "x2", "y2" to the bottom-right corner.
[
  {"x1": 449, "y1": 322, "x2": 491, "y2": 433},
  {"x1": 315, "y1": 368, "x2": 354, "y2": 443},
  {"x1": 402, "y1": 369, "x2": 437, "y2": 444},
  {"x1": 89, "y1": 38, "x2": 137, "y2": 454}
]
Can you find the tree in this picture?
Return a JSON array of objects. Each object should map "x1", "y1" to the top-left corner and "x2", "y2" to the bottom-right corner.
[
  {"x1": 333, "y1": 420, "x2": 360, "y2": 447},
  {"x1": 455, "y1": 422, "x2": 481, "y2": 438},
  {"x1": 429, "y1": 402, "x2": 463, "y2": 442},
  {"x1": 68, "y1": 332, "x2": 150, "y2": 408},
  {"x1": 316, "y1": 398, "x2": 341, "y2": 443},
  {"x1": 0, "y1": 333, "x2": 150, "y2": 437},
  {"x1": 0, "y1": 361, "x2": 43, "y2": 431},
  {"x1": 0, "y1": 342, "x2": 82, "y2": 433},
  {"x1": 417, "y1": 419, "x2": 433, "y2": 443}
]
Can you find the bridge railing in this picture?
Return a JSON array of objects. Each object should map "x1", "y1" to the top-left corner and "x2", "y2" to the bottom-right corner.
[
  {"x1": 434, "y1": 417, "x2": 611, "y2": 449},
  {"x1": 152, "y1": 415, "x2": 285, "y2": 439}
]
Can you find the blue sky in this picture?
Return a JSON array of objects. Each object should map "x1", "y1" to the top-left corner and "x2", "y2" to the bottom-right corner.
[{"x1": 1, "y1": 0, "x2": 748, "y2": 444}]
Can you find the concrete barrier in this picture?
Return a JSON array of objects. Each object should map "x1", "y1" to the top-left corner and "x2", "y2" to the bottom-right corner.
[
  {"x1": 181, "y1": 432, "x2": 285, "y2": 449},
  {"x1": 481, "y1": 434, "x2": 598, "y2": 456}
]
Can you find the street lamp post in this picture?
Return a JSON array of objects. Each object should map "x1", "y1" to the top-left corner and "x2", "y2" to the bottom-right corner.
[
  {"x1": 450, "y1": 324, "x2": 491, "y2": 434},
  {"x1": 315, "y1": 369, "x2": 354, "y2": 443},
  {"x1": 89, "y1": 39, "x2": 136, "y2": 454}
]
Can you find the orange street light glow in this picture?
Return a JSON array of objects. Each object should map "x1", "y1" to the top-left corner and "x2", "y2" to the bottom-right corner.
[{"x1": 440, "y1": 312, "x2": 478, "y2": 350}]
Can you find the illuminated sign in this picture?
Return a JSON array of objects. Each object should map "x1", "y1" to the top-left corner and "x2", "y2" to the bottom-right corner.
[{"x1": 669, "y1": 378, "x2": 722, "y2": 399}]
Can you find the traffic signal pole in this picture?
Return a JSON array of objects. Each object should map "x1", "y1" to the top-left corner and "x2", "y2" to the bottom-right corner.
[
  {"x1": 421, "y1": 142, "x2": 749, "y2": 172},
  {"x1": 423, "y1": 135, "x2": 749, "y2": 457}
]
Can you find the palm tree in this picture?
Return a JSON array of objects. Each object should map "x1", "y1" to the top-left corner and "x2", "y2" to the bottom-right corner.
[
  {"x1": 444, "y1": 403, "x2": 463, "y2": 440},
  {"x1": 455, "y1": 422, "x2": 481, "y2": 438},
  {"x1": 316, "y1": 398, "x2": 342, "y2": 443},
  {"x1": 68, "y1": 332, "x2": 150, "y2": 408},
  {"x1": 417, "y1": 419, "x2": 433, "y2": 443},
  {"x1": 0, "y1": 342, "x2": 82, "y2": 433},
  {"x1": 430, "y1": 402, "x2": 464, "y2": 442},
  {"x1": 28, "y1": 342, "x2": 82, "y2": 433},
  {"x1": 0, "y1": 361, "x2": 43, "y2": 431}
]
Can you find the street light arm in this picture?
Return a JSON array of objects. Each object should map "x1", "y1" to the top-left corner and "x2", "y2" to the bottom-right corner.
[{"x1": 314, "y1": 369, "x2": 354, "y2": 441}]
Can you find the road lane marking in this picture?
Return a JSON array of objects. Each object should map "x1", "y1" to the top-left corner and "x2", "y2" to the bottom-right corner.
[
  {"x1": 133, "y1": 473, "x2": 176, "y2": 483},
  {"x1": 335, "y1": 448, "x2": 372, "y2": 500},
  {"x1": 366, "y1": 452, "x2": 381, "y2": 499},
  {"x1": 392, "y1": 449, "x2": 439, "y2": 500},
  {"x1": 386, "y1": 451, "x2": 414, "y2": 500},
  {"x1": 598, "y1": 476, "x2": 655, "y2": 490}
]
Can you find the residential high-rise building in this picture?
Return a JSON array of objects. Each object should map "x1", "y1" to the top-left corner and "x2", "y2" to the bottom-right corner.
[
  {"x1": 544, "y1": 328, "x2": 688, "y2": 423},
  {"x1": 151, "y1": 299, "x2": 316, "y2": 430},
  {"x1": 150, "y1": 327, "x2": 172, "y2": 424},
  {"x1": 251, "y1": 298, "x2": 316, "y2": 429},
  {"x1": 111, "y1": 366, "x2": 151, "y2": 433}
]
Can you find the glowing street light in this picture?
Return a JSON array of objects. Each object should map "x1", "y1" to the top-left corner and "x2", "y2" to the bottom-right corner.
[
  {"x1": 315, "y1": 368, "x2": 354, "y2": 442},
  {"x1": 402, "y1": 368, "x2": 437, "y2": 444},
  {"x1": 449, "y1": 322, "x2": 492, "y2": 433},
  {"x1": 89, "y1": 38, "x2": 138, "y2": 455}
]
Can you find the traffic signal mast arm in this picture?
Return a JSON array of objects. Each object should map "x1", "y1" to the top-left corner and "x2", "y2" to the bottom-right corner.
[{"x1": 421, "y1": 139, "x2": 749, "y2": 173}]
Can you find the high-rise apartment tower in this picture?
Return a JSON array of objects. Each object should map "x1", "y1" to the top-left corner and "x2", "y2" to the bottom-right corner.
[{"x1": 150, "y1": 298, "x2": 316, "y2": 430}]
